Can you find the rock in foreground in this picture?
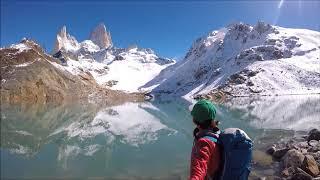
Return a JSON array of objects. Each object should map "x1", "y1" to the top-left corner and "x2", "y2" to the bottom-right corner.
[{"x1": 265, "y1": 129, "x2": 320, "y2": 179}]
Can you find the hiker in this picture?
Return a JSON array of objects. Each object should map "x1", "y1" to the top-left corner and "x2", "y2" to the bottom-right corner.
[
  {"x1": 189, "y1": 99, "x2": 221, "y2": 180},
  {"x1": 189, "y1": 99, "x2": 253, "y2": 180}
]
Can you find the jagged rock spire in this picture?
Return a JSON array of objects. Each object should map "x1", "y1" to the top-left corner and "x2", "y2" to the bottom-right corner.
[
  {"x1": 53, "y1": 26, "x2": 80, "y2": 54},
  {"x1": 59, "y1": 26, "x2": 67, "y2": 38},
  {"x1": 89, "y1": 23, "x2": 113, "y2": 49}
]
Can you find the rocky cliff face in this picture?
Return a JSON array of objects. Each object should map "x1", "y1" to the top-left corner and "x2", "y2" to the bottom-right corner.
[
  {"x1": 0, "y1": 39, "x2": 144, "y2": 104},
  {"x1": 53, "y1": 26, "x2": 80, "y2": 53},
  {"x1": 89, "y1": 23, "x2": 112, "y2": 49},
  {"x1": 1, "y1": 39, "x2": 97, "y2": 103},
  {"x1": 52, "y1": 23, "x2": 112, "y2": 54}
]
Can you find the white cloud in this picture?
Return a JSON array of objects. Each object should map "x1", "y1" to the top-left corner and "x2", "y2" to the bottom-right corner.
[{"x1": 278, "y1": 0, "x2": 284, "y2": 9}]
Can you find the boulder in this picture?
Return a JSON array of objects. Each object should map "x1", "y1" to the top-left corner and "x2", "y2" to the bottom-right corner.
[
  {"x1": 299, "y1": 148, "x2": 308, "y2": 155},
  {"x1": 308, "y1": 140, "x2": 319, "y2": 147},
  {"x1": 307, "y1": 145, "x2": 320, "y2": 153},
  {"x1": 308, "y1": 129, "x2": 320, "y2": 141},
  {"x1": 281, "y1": 167, "x2": 295, "y2": 177},
  {"x1": 283, "y1": 149, "x2": 304, "y2": 168},
  {"x1": 295, "y1": 141, "x2": 309, "y2": 149},
  {"x1": 266, "y1": 146, "x2": 276, "y2": 155},
  {"x1": 309, "y1": 151, "x2": 320, "y2": 161},
  {"x1": 291, "y1": 172, "x2": 313, "y2": 180},
  {"x1": 273, "y1": 148, "x2": 289, "y2": 160},
  {"x1": 302, "y1": 155, "x2": 319, "y2": 177},
  {"x1": 281, "y1": 167, "x2": 313, "y2": 180},
  {"x1": 290, "y1": 168, "x2": 313, "y2": 180}
]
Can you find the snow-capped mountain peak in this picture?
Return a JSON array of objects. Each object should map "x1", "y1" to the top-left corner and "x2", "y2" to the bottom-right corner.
[
  {"x1": 51, "y1": 23, "x2": 175, "y2": 93},
  {"x1": 53, "y1": 26, "x2": 80, "y2": 53},
  {"x1": 80, "y1": 40, "x2": 101, "y2": 53},
  {"x1": 89, "y1": 23, "x2": 112, "y2": 49},
  {"x1": 142, "y1": 21, "x2": 320, "y2": 99},
  {"x1": 58, "y1": 26, "x2": 67, "y2": 38}
]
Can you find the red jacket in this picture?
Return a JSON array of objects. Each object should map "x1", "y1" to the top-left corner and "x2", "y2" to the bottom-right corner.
[{"x1": 189, "y1": 133, "x2": 221, "y2": 180}]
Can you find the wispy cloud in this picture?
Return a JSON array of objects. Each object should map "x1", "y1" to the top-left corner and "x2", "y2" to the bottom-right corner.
[
  {"x1": 274, "y1": 0, "x2": 285, "y2": 25},
  {"x1": 278, "y1": 0, "x2": 284, "y2": 9}
]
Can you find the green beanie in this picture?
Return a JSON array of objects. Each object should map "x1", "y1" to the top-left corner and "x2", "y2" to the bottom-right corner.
[{"x1": 191, "y1": 99, "x2": 217, "y2": 123}]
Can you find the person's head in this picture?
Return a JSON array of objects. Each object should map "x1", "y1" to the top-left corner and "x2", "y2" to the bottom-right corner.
[{"x1": 191, "y1": 99, "x2": 218, "y2": 129}]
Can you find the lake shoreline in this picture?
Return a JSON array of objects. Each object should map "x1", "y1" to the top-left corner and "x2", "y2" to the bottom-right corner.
[{"x1": 251, "y1": 129, "x2": 320, "y2": 180}]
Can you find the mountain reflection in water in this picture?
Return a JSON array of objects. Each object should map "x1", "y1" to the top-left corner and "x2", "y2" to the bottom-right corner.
[{"x1": 1, "y1": 95, "x2": 319, "y2": 179}]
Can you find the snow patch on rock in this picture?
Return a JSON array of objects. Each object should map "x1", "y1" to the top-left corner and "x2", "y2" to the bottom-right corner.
[{"x1": 10, "y1": 43, "x2": 31, "y2": 53}]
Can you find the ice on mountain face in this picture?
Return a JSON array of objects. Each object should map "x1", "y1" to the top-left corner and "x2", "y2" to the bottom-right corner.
[
  {"x1": 80, "y1": 40, "x2": 100, "y2": 52},
  {"x1": 101, "y1": 56, "x2": 173, "y2": 92},
  {"x1": 143, "y1": 22, "x2": 320, "y2": 99},
  {"x1": 89, "y1": 23, "x2": 112, "y2": 49},
  {"x1": 75, "y1": 40, "x2": 102, "y2": 60},
  {"x1": 91, "y1": 45, "x2": 175, "y2": 92},
  {"x1": 53, "y1": 26, "x2": 80, "y2": 53}
]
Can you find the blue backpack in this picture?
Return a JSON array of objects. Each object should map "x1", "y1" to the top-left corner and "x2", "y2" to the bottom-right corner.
[{"x1": 196, "y1": 128, "x2": 253, "y2": 180}]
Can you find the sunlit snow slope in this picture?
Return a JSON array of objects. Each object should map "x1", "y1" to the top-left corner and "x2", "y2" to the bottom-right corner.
[
  {"x1": 52, "y1": 23, "x2": 175, "y2": 93},
  {"x1": 142, "y1": 22, "x2": 320, "y2": 98}
]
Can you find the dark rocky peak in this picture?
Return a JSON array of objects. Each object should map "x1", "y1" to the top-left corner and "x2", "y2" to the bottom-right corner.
[
  {"x1": 225, "y1": 22, "x2": 252, "y2": 40},
  {"x1": 253, "y1": 21, "x2": 274, "y2": 35}
]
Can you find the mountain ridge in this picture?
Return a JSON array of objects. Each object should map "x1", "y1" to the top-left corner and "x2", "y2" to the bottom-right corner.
[
  {"x1": 141, "y1": 21, "x2": 320, "y2": 100},
  {"x1": 0, "y1": 39, "x2": 145, "y2": 104},
  {"x1": 51, "y1": 23, "x2": 175, "y2": 92},
  {"x1": 2, "y1": 21, "x2": 319, "y2": 103}
]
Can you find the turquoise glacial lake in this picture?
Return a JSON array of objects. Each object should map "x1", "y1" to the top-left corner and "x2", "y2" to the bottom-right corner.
[{"x1": 1, "y1": 95, "x2": 319, "y2": 179}]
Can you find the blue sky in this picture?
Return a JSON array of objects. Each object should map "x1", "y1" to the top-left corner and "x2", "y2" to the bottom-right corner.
[{"x1": 1, "y1": 0, "x2": 319, "y2": 59}]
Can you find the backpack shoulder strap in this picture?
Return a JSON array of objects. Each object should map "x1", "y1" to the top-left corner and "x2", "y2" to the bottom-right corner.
[
  {"x1": 202, "y1": 135, "x2": 218, "y2": 143},
  {"x1": 195, "y1": 129, "x2": 220, "y2": 144}
]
